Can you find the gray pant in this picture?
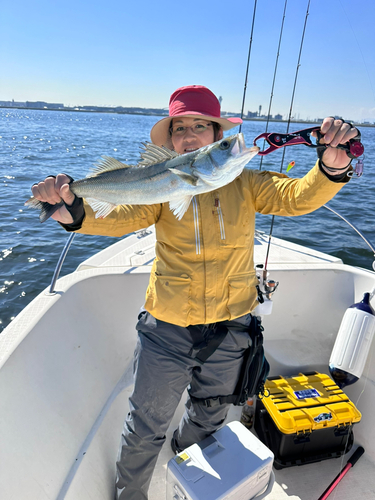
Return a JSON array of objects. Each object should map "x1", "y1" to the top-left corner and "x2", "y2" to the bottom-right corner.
[{"x1": 115, "y1": 311, "x2": 252, "y2": 500}]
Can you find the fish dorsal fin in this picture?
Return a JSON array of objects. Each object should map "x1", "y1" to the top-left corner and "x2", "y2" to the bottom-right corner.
[
  {"x1": 138, "y1": 142, "x2": 179, "y2": 166},
  {"x1": 85, "y1": 197, "x2": 118, "y2": 218},
  {"x1": 169, "y1": 195, "x2": 193, "y2": 220},
  {"x1": 87, "y1": 156, "x2": 131, "y2": 178}
]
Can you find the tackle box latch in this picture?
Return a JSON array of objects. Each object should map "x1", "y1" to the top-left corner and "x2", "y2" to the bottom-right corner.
[
  {"x1": 293, "y1": 430, "x2": 311, "y2": 444},
  {"x1": 334, "y1": 423, "x2": 352, "y2": 437}
]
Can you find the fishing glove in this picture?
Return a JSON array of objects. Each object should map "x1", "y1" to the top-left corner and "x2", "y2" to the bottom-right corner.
[
  {"x1": 59, "y1": 195, "x2": 85, "y2": 231},
  {"x1": 58, "y1": 175, "x2": 86, "y2": 231},
  {"x1": 318, "y1": 161, "x2": 353, "y2": 183},
  {"x1": 317, "y1": 120, "x2": 360, "y2": 183}
]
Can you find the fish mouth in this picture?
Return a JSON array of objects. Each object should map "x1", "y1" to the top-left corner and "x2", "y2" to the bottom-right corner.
[
  {"x1": 231, "y1": 133, "x2": 259, "y2": 157},
  {"x1": 230, "y1": 133, "x2": 246, "y2": 156}
]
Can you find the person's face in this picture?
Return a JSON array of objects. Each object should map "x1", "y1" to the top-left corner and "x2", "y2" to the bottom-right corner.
[{"x1": 170, "y1": 117, "x2": 223, "y2": 154}]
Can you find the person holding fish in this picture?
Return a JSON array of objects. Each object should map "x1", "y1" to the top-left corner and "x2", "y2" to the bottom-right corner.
[{"x1": 30, "y1": 85, "x2": 360, "y2": 500}]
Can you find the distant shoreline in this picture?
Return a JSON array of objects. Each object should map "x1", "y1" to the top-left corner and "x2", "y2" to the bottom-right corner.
[{"x1": 1, "y1": 105, "x2": 373, "y2": 128}]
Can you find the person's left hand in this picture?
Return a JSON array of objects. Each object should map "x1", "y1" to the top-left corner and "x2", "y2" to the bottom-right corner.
[{"x1": 311, "y1": 117, "x2": 359, "y2": 170}]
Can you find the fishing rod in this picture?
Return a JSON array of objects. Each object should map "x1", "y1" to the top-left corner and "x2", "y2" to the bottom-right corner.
[
  {"x1": 238, "y1": 1, "x2": 289, "y2": 307},
  {"x1": 262, "y1": 0, "x2": 311, "y2": 278},
  {"x1": 239, "y1": 0, "x2": 257, "y2": 131},
  {"x1": 238, "y1": 0, "x2": 312, "y2": 285},
  {"x1": 258, "y1": 0, "x2": 288, "y2": 172},
  {"x1": 239, "y1": 0, "x2": 311, "y2": 300}
]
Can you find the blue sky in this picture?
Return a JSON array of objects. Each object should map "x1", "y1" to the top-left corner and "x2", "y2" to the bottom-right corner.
[{"x1": 1, "y1": 0, "x2": 374, "y2": 122}]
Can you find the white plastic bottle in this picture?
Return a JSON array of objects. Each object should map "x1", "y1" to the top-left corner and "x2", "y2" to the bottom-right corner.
[
  {"x1": 240, "y1": 396, "x2": 256, "y2": 429},
  {"x1": 329, "y1": 292, "x2": 375, "y2": 388}
]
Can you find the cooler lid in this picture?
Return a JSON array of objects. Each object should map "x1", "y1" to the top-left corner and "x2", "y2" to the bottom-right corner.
[{"x1": 260, "y1": 372, "x2": 362, "y2": 434}]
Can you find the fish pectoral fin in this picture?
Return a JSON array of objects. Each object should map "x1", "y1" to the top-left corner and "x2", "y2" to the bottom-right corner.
[
  {"x1": 168, "y1": 168, "x2": 198, "y2": 186},
  {"x1": 169, "y1": 196, "x2": 193, "y2": 220},
  {"x1": 85, "y1": 198, "x2": 118, "y2": 219},
  {"x1": 192, "y1": 171, "x2": 217, "y2": 186}
]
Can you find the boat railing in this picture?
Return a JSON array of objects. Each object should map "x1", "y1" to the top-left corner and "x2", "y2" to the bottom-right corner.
[
  {"x1": 47, "y1": 233, "x2": 76, "y2": 295},
  {"x1": 47, "y1": 206, "x2": 375, "y2": 294}
]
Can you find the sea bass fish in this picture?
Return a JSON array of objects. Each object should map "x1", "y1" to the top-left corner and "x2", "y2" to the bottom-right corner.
[{"x1": 26, "y1": 133, "x2": 259, "y2": 222}]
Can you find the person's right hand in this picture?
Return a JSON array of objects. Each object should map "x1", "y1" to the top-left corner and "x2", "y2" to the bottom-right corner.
[{"x1": 31, "y1": 174, "x2": 75, "y2": 224}]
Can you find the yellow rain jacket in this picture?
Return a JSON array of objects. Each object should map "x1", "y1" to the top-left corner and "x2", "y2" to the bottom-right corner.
[{"x1": 76, "y1": 161, "x2": 345, "y2": 326}]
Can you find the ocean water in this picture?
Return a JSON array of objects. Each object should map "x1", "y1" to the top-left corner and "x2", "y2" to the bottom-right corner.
[{"x1": 1, "y1": 109, "x2": 374, "y2": 332}]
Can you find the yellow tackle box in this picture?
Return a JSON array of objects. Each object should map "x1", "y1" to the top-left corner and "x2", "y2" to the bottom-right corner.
[{"x1": 254, "y1": 372, "x2": 361, "y2": 469}]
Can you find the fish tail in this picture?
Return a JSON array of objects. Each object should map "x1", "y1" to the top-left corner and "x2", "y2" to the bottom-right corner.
[{"x1": 25, "y1": 197, "x2": 64, "y2": 223}]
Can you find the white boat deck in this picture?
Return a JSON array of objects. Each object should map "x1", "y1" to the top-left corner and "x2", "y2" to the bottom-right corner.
[{"x1": 1, "y1": 229, "x2": 374, "y2": 500}]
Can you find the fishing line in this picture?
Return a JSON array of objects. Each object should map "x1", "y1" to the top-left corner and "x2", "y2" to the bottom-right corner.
[
  {"x1": 239, "y1": 0, "x2": 257, "y2": 133},
  {"x1": 263, "y1": 0, "x2": 311, "y2": 274}
]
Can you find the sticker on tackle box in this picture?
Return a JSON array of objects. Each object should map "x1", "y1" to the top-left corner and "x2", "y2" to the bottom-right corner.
[{"x1": 294, "y1": 389, "x2": 320, "y2": 400}]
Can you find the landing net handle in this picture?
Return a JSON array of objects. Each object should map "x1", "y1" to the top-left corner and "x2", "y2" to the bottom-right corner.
[{"x1": 317, "y1": 446, "x2": 365, "y2": 500}]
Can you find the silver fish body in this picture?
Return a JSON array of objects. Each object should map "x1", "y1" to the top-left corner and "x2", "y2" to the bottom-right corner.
[{"x1": 26, "y1": 133, "x2": 259, "y2": 222}]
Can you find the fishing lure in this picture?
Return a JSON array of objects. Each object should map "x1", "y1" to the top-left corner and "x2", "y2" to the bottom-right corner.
[{"x1": 286, "y1": 161, "x2": 295, "y2": 173}]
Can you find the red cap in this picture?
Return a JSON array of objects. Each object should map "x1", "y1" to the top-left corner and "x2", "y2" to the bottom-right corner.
[{"x1": 150, "y1": 85, "x2": 242, "y2": 147}]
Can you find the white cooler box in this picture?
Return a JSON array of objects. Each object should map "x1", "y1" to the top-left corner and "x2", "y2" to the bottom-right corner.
[{"x1": 166, "y1": 421, "x2": 274, "y2": 500}]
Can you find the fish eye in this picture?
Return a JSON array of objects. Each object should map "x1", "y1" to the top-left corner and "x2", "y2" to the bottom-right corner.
[{"x1": 220, "y1": 140, "x2": 230, "y2": 150}]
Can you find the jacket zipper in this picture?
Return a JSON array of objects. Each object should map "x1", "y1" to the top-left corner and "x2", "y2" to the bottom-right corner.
[
  {"x1": 192, "y1": 197, "x2": 201, "y2": 255},
  {"x1": 215, "y1": 198, "x2": 225, "y2": 240}
]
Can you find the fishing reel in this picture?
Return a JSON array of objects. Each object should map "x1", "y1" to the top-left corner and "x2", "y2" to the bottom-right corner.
[{"x1": 254, "y1": 264, "x2": 279, "y2": 316}]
